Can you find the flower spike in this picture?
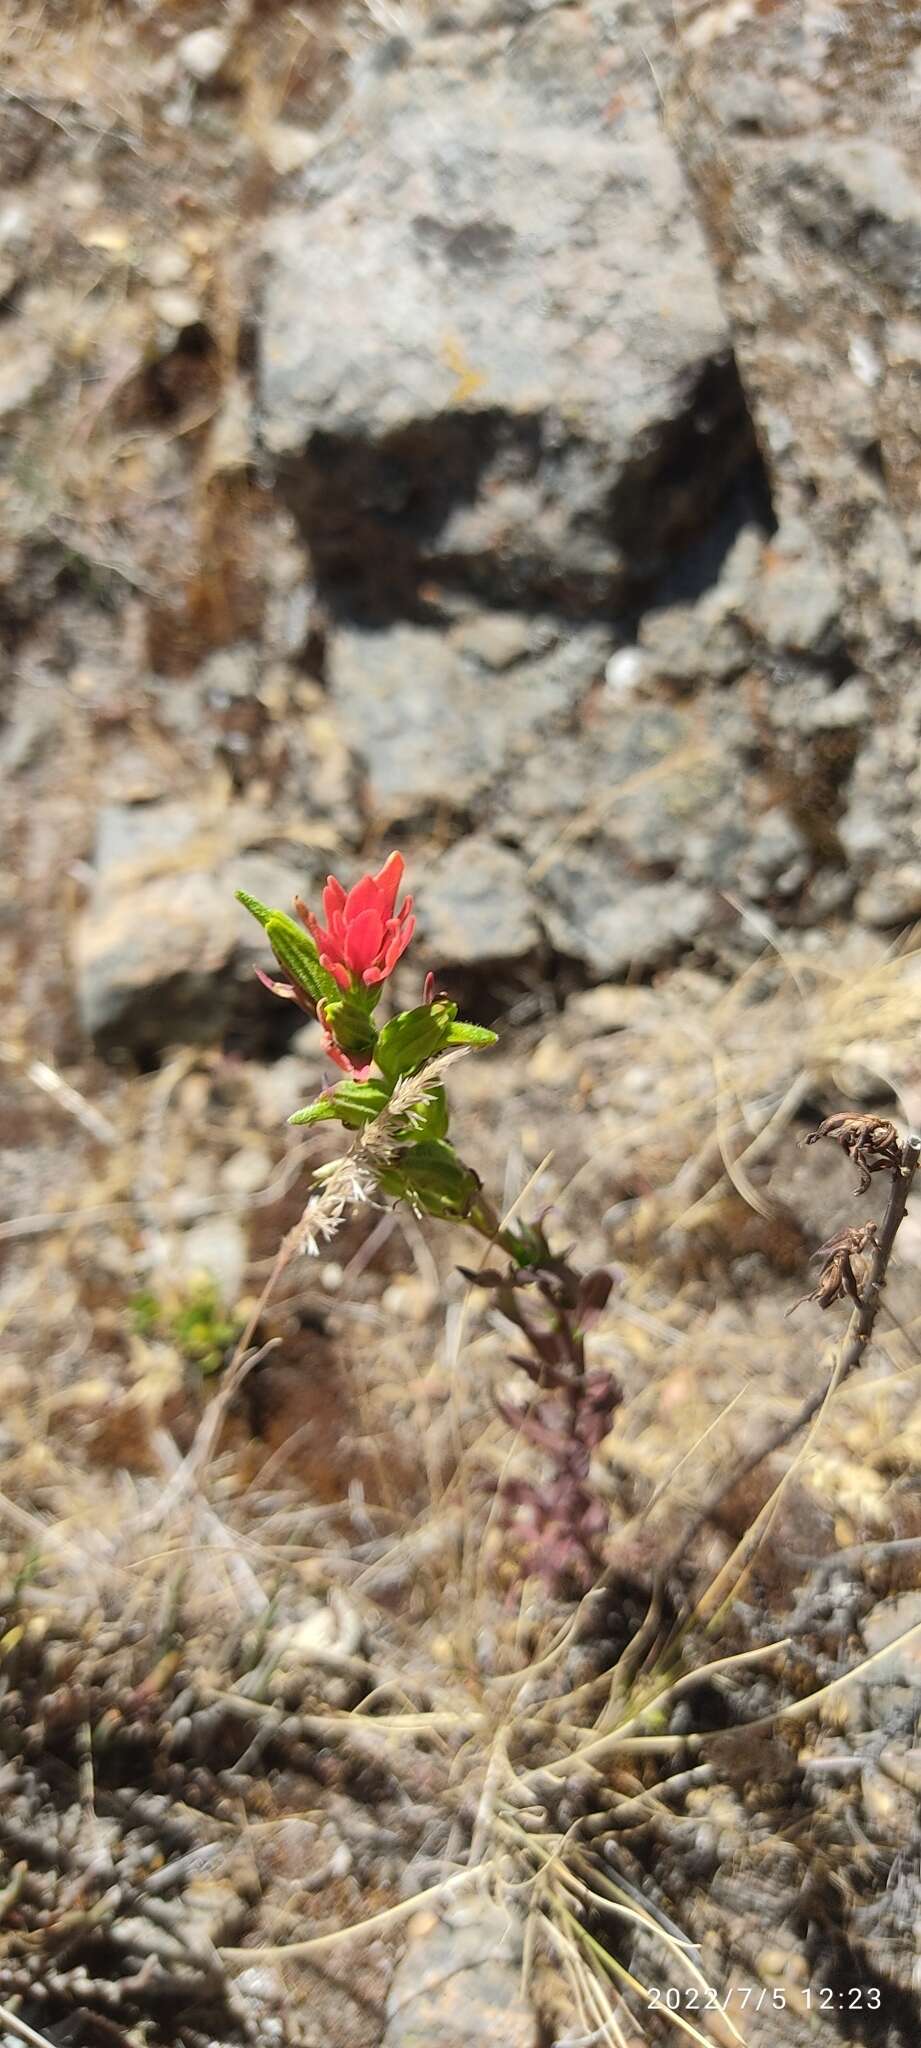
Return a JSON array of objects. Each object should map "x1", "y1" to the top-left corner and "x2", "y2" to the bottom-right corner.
[{"x1": 296, "y1": 852, "x2": 415, "y2": 993}]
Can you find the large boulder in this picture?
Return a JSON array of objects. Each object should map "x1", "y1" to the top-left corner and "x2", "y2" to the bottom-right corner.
[
  {"x1": 415, "y1": 836, "x2": 539, "y2": 968},
  {"x1": 246, "y1": 0, "x2": 921, "y2": 981},
  {"x1": 258, "y1": 5, "x2": 763, "y2": 616},
  {"x1": 327, "y1": 615, "x2": 612, "y2": 820},
  {"x1": 671, "y1": 0, "x2": 921, "y2": 920},
  {"x1": 73, "y1": 802, "x2": 318, "y2": 1061}
]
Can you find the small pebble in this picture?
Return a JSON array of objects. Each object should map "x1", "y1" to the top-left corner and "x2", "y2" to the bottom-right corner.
[
  {"x1": 146, "y1": 243, "x2": 190, "y2": 288},
  {"x1": 848, "y1": 334, "x2": 881, "y2": 387},
  {"x1": 177, "y1": 26, "x2": 231, "y2": 82},
  {"x1": 152, "y1": 287, "x2": 201, "y2": 331},
  {"x1": 219, "y1": 1146, "x2": 272, "y2": 1199},
  {"x1": 604, "y1": 646, "x2": 648, "y2": 694}
]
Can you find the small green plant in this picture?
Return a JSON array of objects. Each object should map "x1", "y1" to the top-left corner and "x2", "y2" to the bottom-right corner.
[
  {"x1": 237, "y1": 853, "x2": 503, "y2": 1236},
  {"x1": 130, "y1": 1278, "x2": 241, "y2": 1377},
  {"x1": 238, "y1": 855, "x2": 921, "y2": 1601},
  {"x1": 238, "y1": 850, "x2": 620, "y2": 1590},
  {"x1": 129, "y1": 1290, "x2": 162, "y2": 1340}
]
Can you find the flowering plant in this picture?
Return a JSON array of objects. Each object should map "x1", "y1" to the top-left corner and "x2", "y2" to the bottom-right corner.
[
  {"x1": 238, "y1": 851, "x2": 622, "y2": 1589},
  {"x1": 237, "y1": 853, "x2": 506, "y2": 1234},
  {"x1": 298, "y1": 851, "x2": 416, "y2": 995}
]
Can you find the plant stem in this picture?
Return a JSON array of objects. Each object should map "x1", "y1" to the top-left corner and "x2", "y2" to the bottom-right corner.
[
  {"x1": 681, "y1": 1132, "x2": 921, "y2": 1550},
  {"x1": 465, "y1": 1191, "x2": 537, "y2": 1266},
  {"x1": 555, "y1": 1131, "x2": 920, "y2": 1651}
]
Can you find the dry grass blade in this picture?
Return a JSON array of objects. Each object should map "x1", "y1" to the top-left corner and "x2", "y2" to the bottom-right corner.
[
  {"x1": 771, "y1": 1611, "x2": 921, "y2": 1727},
  {"x1": 559, "y1": 1908, "x2": 734, "y2": 2048},
  {"x1": 0, "y1": 2005, "x2": 61, "y2": 2048},
  {"x1": 300, "y1": 1047, "x2": 471, "y2": 1248},
  {"x1": 220, "y1": 1866, "x2": 479, "y2": 1964}
]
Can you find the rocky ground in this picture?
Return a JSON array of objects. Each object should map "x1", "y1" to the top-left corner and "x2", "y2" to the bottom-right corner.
[{"x1": 2, "y1": 2, "x2": 921, "y2": 2045}]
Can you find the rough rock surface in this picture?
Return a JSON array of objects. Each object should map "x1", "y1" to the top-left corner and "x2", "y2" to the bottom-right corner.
[
  {"x1": 541, "y1": 860, "x2": 710, "y2": 978},
  {"x1": 382, "y1": 1903, "x2": 537, "y2": 2048},
  {"x1": 46, "y1": 0, "x2": 921, "y2": 1051},
  {"x1": 672, "y1": 0, "x2": 921, "y2": 925},
  {"x1": 328, "y1": 617, "x2": 612, "y2": 820},
  {"x1": 73, "y1": 802, "x2": 315, "y2": 1058},
  {"x1": 415, "y1": 835, "x2": 538, "y2": 967},
  {"x1": 259, "y1": 4, "x2": 763, "y2": 617}
]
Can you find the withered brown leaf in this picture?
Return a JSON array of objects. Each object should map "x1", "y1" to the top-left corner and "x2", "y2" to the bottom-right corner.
[
  {"x1": 804, "y1": 1113, "x2": 902, "y2": 1194},
  {"x1": 788, "y1": 1221, "x2": 878, "y2": 1315}
]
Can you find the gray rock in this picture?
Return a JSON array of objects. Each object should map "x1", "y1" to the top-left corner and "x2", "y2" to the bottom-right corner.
[
  {"x1": 638, "y1": 601, "x2": 746, "y2": 687},
  {"x1": 505, "y1": 693, "x2": 751, "y2": 899},
  {"x1": 849, "y1": 504, "x2": 919, "y2": 633},
  {"x1": 637, "y1": 521, "x2": 762, "y2": 685},
  {"x1": 855, "y1": 863, "x2": 921, "y2": 929},
  {"x1": 196, "y1": 644, "x2": 260, "y2": 704},
  {"x1": 801, "y1": 866, "x2": 858, "y2": 921},
  {"x1": 383, "y1": 1902, "x2": 536, "y2": 2048},
  {"x1": 784, "y1": 137, "x2": 921, "y2": 310},
  {"x1": 74, "y1": 803, "x2": 316, "y2": 1058},
  {"x1": 416, "y1": 837, "x2": 538, "y2": 965},
  {"x1": 328, "y1": 618, "x2": 610, "y2": 819},
  {"x1": 758, "y1": 668, "x2": 869, "y2": 745},
  {"x1": 736, "y1": 808, "x2": 811, "y2": 903},
  {"x1": 799, "y1": 676, "x2": 870, "y2": 734},
  {"x1": 450, "y1": 611, "x2": 547, "y2": 670},
  {"x1": 92, "y1": 800, "x2": 203, "y2": 878},
  {"x1": 176, "y1": 1216, "x2": 248, "y2": 1304},
  {"x1": 671, "y1": 0, "x2": 921, "y2": 918},
  {"x1": 745, "y1": 519, "x2": 841, "y2": 656},
  {"x1": 0, "y1": 684, "x2": 58, "y2": 776},
  {"x1": 507, "y1": 704, "x2": 688, "y2": 851},
  {"x1": 838, "y1": 679, "x2": 921, "y2": 874},
  {"x1": 541, "y1": 857, "x2": 710, "y2": 978},
  {"x1": 259, "y1": 6, "x2": 748, "y2": 612},
  {"x1": 74, "y1": 867, "x2": 241, "y2": 1054}
]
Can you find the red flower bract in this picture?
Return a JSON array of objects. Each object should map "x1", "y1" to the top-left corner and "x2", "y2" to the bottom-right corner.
[{"x1": 298, "y1": 851, "x2": 415, "y2": 993}]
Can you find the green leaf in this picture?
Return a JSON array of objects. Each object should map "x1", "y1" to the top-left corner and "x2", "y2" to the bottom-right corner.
[
  {"x1": 403, "y1": 1082, "x2": 449, "y2": 1142},
  {"x1": 322, "y1": 993, "x2": 380, "y2": 1063},
  {"x1": 237, "y1": 889, "x2": 342, "y2": 1006},
  {"x1": 265, "y1": 913, "x2": 341, "y2": 1006},
  {"x1": 236, "y1": 888, "x2": 275, "y2": 933},
  {"x1": 129, "y1": 1290, "x2": 162, "y2": 1338},
  {"x1": 289, "y1": 1078, "x2": 392, "y2": 1130},
  {"x1": 168, "y1": 1279, "x2": 240, "y2": 1378},
  {"x1": 374, "y1": 1001, "x2": 457, "y2": 1082},
  {"x1": 287, "y1": 1097, "x2": 341, "y2": 1128},
  {"x1": 377, "y1": 1138, "x2": 482, "y2": 1220},
  {"x1": 445, "y1": 1020, "x2": 498, "y2": 1049}
]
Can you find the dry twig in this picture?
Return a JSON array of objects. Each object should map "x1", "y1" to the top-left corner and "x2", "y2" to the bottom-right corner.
[
  {"x1": 804, "y1": 1111, "x2": 902, "y2": 1194},
  {"x1": 695, "y1": 1128, "x2": 920, "y2": 1530},
  {"x1": 786, "y1": 1222, "x2": 878, "y2": 1314}
]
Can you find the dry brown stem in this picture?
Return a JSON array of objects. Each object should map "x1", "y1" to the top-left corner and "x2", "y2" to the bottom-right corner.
[{"x1": 690, "y1": 1129, "x2": 920, "y2": 1536}]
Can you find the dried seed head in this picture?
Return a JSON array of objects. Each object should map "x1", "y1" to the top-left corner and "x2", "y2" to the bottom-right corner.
[
  {"x1": 789, "y1": 1221, "x2": 878, "y2": 1315},
  {"x1": 805, "y1": 1112, "x2": 902, "y2": 1194}
]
